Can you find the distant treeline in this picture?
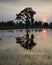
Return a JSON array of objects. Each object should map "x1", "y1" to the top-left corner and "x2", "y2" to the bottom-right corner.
[{"x1": 0, "y1": 20, "x2": 52, "y2": 29}]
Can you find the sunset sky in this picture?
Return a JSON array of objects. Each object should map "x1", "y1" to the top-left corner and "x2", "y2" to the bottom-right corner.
[{"x1": 0, "y1": 0, "x2": 52, "y2": 23}]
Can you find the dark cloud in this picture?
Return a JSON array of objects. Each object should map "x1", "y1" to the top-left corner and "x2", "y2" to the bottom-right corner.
[
  {"x1": 0, "y1": 0, "x2": 52, "y2": 4},
  {"x1": 0, "y1": 0, "x2": 52, "y2": 7},
  {"x1": 0, "y1": 0, "x2": 21, "y2": 4},
  {"x1": 0, "y1": 0, "x2": 20, "y2": 2}
]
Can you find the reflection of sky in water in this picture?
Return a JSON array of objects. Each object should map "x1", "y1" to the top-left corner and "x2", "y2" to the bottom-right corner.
[{"x1": 0, "y1": 29, "x2": 52, "y2": 52}]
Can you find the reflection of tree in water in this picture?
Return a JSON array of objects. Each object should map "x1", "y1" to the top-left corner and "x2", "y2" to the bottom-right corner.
[
  {"x1": 0, "y1": 38, "x2": 2, "y2": 41},
  {"x1": 7, "y1": 30, "x2": 14, "y2": 33},
  {"x1": 16, "y1": 7, "x2": 36, "y2": 50}
]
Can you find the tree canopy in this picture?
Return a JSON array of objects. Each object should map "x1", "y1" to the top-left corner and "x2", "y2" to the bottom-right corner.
[{"x1": 16, "y1": 7, "x2": 36, "y2": 23}]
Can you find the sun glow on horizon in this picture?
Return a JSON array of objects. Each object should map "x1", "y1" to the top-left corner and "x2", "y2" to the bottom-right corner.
[{"x1": 41, "y1": 15, "x2": 47, "y2": 22}]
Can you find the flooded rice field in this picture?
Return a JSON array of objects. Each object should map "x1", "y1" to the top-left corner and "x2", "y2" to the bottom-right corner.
[{"x1": 0, "y1": 29, "x2": 52, "y2": 65}]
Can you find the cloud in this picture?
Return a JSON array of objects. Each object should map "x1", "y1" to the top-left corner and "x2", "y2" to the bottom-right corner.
[
  {"x1": 0, "y1": 0, "x2": 19, "y2": 3},
  {"x1": 0, "y1": 0, "x2": 52, "y2": 4},
  {"x1": 0, "y1": 0, "x2": 21, "y2": 5},
  {"x1": 0, "y1": 0, "x2": 52, "y2": 7},
  {"x1": 0, "y1": 0, "x2": 52, "y2": 22}
]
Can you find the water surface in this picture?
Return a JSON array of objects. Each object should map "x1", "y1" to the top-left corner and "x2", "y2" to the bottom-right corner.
[
  {"x1": 0, "y1": 29, "x2": 52, "y2": 52},
  {"x1": 0, "y1": 29, "x2": 52, "y2": 65}
]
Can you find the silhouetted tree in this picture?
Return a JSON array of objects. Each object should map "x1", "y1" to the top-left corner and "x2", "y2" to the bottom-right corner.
[
  {"x1": 16, "y1": 21, "x2": 19, "y2": 28},
  {"x1": 4, "y1": 22, "x2": 7, "y2": 27},
  {"x1": 43, "y1": 22, "x2": 49, "y2": 28},
  {"x1": 50, "y1": 22, "x2": 52, "y2": 27},
  {"x1": 0, "y1": 22, "x2": 3, "y2": 27},
  {"x1": 15, "y1": 7, "x2": 36, "y2": 49},
  {"x1": 19, "y1": 21, "x2": 23, "y2": 28},
  {"x1": 38, "y1": 21, "x2": 42, "y2": 26},
  {"x1": 34, "y1": 21, "x2": 38, "y2": 27},
  {"x1": 34, "y1": 21, "x2": 42, "y2": 28},
  {"x1": 7, "y1": 20, "x2": 15, "y2": 27},
  {"x1": 0, "y1": 21, "x2": 4, "y2": 27},
  {"x1": 16, "y1": 7, "x2": 36, "y2": 35}
]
